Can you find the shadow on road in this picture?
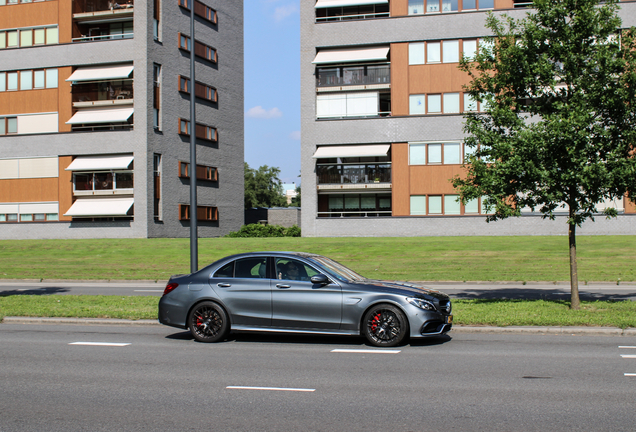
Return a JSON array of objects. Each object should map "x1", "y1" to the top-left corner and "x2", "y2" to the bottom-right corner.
[
  {"x1": 165, "y1": 330, "x2": 452, "y2": 348},
  {"x1": 0, "y1": 287, "x2": 70, "y2": 297},
  {"x1": 451, "y1": 288, "x2": 634, "y2": 301}
]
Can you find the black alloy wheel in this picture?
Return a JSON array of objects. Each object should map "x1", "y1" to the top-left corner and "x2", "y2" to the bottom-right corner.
[
  {"x1": 188, "y1": 301, "x2": 229, "y2": 343},
  {"x1": 363, "y1": 304, "x2": 408, "y2": 347}
]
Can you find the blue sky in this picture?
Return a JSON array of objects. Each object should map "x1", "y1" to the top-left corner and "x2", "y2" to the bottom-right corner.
[{"x1": 244, "y1": 0, "x2": 301, "y2": 186}]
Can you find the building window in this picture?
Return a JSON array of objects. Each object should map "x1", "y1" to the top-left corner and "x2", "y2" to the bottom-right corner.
[
  {"x1": 410, "y1": 196, "x2": 426, "y2": 215},
  {"x1": 179, "y1": 204, "x2": 218, "y2": 221},
  {"x1": 179, "y1": 161, "x2": 218, "y2": 181},
  {"x1": 317, "y1": 92, "x2": 381, "y2": 118},
  {"x1": 179, "y1": 76, "x2": 217, "y2": 102},
  {"x1": 409, "y1": 142, "x2": 464, "y2": 165},
  {"x1": 427, "y1": 42, "x2": 440, "y2": 63},
  {"x1": 409, "y1": 42, "x2": 425, "y2": 65},
  {"x1": 409, "y1": 0, "x2": 493, "y2": 14},
  {"x1": 409, "y1": 94, "x2": 426, "y2": 115},
  {"x1": 179, "y1": 33, "x2": 217, "y2": 63},
  {"x1": 154, "y1": 0, "x2": 161, "y2": 40},
  {"x1": 179, "y1": 119, "x2": 217, "y2": 142},
  {"x1": 319, "y1": 193, "x2": 392, "y2": 217},
  {"x1": 178, "y1": 33, "x2": 191, "y2": 51},
  {"x1": 179, "y1": 76, "x2": 189, "y2": 93},
  {"x1": 0, "y1": 117, "x2": 18, "y2": 135},
  {"x1": 153, "y1": 64, "x2": 161, "y2": 130},
  {"x1": 179, "y1": 0, "x2": 218, "y2": 25},
  {"x1": 154, "y1": 154, "x2": 162, "y2": 220},
  {"x1": 0, "y1": 68, "x2": 58, "y2": 92}
]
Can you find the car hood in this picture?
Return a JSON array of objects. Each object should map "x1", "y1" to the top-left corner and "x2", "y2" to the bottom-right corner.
[{"x1": 351, "y1": 279, "x2": 450, "y2": 301}]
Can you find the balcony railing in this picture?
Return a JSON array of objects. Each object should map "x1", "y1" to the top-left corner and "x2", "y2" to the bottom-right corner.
[
  {"x1": 317, "y1": 164, "x2": 391, "y2": 185},
  {"x1": 317, "y1": 65, "x2": 390, "y2": 87},
  {"x1": 316, "y1": 11, "x2": 389, "y2": 22},
  {"x1": 317, "y1": 210, "x2": 392, "y2": 217},
  {"x1": 72, "y1": 82, "x2": 133, "y2": 104},
  {"x1": 73, "y1": 0, "x2": 134, "y2": 14}
]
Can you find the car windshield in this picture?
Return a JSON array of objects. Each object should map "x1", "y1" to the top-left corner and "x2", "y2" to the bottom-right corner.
[{"x1": 307, "y1": 256, "x2": 366, "y2": 282}]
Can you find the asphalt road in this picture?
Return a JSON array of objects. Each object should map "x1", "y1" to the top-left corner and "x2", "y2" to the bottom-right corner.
[
  {"x1": 1, "y1": 280, "x2": 635, "y2": 300},
  {"x1": 1, "y1": 324, "x2": 635, "y2": 431}
]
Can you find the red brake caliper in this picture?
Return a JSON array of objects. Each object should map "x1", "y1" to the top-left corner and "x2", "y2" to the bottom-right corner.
[{"x1": 371, "y1": 313, "x2": 382, "y2": 332}]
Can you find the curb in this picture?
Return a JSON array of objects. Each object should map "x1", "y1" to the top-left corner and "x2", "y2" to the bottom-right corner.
[{"x1": 2, "y1": 317, "x2": 635, "y2": 336}]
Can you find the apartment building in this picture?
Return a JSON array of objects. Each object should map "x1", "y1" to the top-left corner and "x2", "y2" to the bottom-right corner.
[
  {"x1": 0, "y1": 0, "x2": 243, "y2": 239},
  {"x1": 301, "y1": 0, "x2": 636, "y2": 237}
]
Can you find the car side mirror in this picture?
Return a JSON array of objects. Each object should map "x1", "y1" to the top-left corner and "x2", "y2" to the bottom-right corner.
[{"x1": 310, "y1": 274, "x2": 330, "y2": 286}]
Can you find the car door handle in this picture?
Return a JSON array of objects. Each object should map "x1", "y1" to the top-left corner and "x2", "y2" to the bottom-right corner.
[
  {"x1": 217, "y1": 283, "x2": 232, "y2": 287},
  {"x1": 275, "y1": 284, "x2": 291, "y2": 289}
]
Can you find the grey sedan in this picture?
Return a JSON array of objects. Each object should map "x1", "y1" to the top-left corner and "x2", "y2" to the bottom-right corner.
[{"x1": 158, "y1": 252, "x2": 452, "y2": 347}]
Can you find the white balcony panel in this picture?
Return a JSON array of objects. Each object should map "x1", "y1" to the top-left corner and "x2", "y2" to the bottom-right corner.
[
  {"x1": 18, "y1": 113, "x2": 59, "y2": 135},
  {"x1": 315, "y1": 0, "x2": 388, "y2": 7},
  {"x1": 313, "y1": 144, "x2": 390, "y2": 158},
  {"x1": 0, "y1": 204, "x2": 19, "y2": 214},
  {"x1": 19, "y1": 202, "x2": 59, "y2": 214},
  {"x1": 66, "y1": 64, "x2": 134, "y2": 82},
  {"x1": 0, "y1": 159, "x2": 19, "y2": 179},
  {"x1": 66, "y1": 107, "x2": 133, "y2": 125},
  {"x1": 18, "y1": 157, "x2": 59, "y2": 178},
  {"x1": 65, "y1": 154, "x2": 133, "y2": 171},
  {"x1": 64, "y1": 197, "x2": 134, "y2": 217},
  {"x1": 313, "y1": 46, "x2": 390, "y2": 64}
]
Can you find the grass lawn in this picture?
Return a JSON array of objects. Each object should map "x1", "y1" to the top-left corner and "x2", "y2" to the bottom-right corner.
[
  {"x1": 0, "y1": 236, "x2": 635, "y2": 282},
  {"x1": 1, "y1": 295, "x2": 635, "y2": 329}
]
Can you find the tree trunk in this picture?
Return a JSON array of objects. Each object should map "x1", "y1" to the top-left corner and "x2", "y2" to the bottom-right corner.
[{"x1": 569, "y1": 222, "x2": 581, "y2": 310}]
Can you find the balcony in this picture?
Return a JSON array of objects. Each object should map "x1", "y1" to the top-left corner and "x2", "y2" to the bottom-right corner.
[
  {"x1": 73, "y1": 0, "x2": 134, "y2": 21},
  {"x1": 317, "y1": 64, "x2": 390, "y2": 88},
  {"x1": 73, "y1": 21, "x2": 133, "y2": 42},
  {"x1": 315, "y1": 4, "x2": 389, "y2": 22},
  {"x1": 72, "y1": 81, "x2": 133, "y2": 107},
  {"x1": 317, "y1": 163, "x2": 391, "y2": 190}
]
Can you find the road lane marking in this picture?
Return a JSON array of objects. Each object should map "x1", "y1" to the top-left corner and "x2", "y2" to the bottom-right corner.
[
  {"x1": 624, "y1": 373, "x2": 636, "y2": 377},
  {"x1": 330, "y1": 349, "x2": 401, "y2": 354},
  {"x1": 619, "y1": 346, "x2": 636, "y2": 349},
  {"x1": 620, "y1": 355, "x2": 636, "y2": 358},
  {"x1": 226, "y1": 386, "x2": 315, "y2": 392},
  {"x1": 69, "y1": 342, "x2": 131, "y2": 347},
  {"x1": 134, "y1": 290, "x2": 164, "y2": 292}
]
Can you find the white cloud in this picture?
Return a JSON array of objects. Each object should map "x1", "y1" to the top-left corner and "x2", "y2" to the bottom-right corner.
[
  {"x1": 274, "y1": 4, "x2": 298, "y2": 22},
  {"x1": 289, "y1": 131, "x2": 301, "y2": 140},
  {"x1": 246, "y1": 106, "x2": 283, "y2": 119}
]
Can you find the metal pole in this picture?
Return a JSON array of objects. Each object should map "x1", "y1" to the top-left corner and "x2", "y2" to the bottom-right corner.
[{"x1": 189, "y1": 0, "x2": 198, "y2": 273}]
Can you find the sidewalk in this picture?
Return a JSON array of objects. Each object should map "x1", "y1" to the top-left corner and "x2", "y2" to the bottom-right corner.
[{"x1": 2, "y1": 316, "x2": 635, "y2": 336}]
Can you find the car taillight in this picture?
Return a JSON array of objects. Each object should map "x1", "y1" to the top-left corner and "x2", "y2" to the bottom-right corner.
[{"x1": 163, "y1": 283, "x2": 179, "y2": 296}]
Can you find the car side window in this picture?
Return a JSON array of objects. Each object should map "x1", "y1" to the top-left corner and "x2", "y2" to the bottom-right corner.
[
  {"x1": 213, "y1": 261, "x2": 234, "y2": 278},
  {"x1": 275, "y1": 258, "x2": 319, "y2": 282},
  {"x1": 234, "y1": 257, "x2": 267, "y2": 279}
]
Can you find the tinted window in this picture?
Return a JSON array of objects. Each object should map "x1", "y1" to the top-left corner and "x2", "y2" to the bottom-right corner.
[
  {"x1": 234, "y1": 258, "x2": 267, "y2": 279},
  {"x1": 213, "y1": 261, "x2": 234, "y2": 278},
  {"x1": 275, "y1": 258, "x2": 319, "y2": 282}
]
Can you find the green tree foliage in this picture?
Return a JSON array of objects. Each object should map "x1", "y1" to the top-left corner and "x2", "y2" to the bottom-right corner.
[
  {"x1": 225, "y1": 224, "x2": 301, "y2": 238},
  {"x1": 453, "y1": 0, "x2": 636, "y2": 309},
  {"x1": 244, "y1": 162, "x2": 287, "y2": 208},
  {"x1": 289, "y1": 185, "x2": 301, "y2": 207}
]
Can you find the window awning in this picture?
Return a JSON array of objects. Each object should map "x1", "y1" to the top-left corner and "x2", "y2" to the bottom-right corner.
[
  {"x1": 313, "y1": 144, "x2": 390, "y2": 158},
  {"x1": 315, "y1": 0, "x2": 388, "y2": 7},
  {"x1": 64, "y1": 198, "x2": 134, "y2": 217},
  {"x1": 66, "y1": 108, "x2": 134, "y2": 125},
  {"x1": 66, "y1": 64, "x2": 134, "y2": 82},
  {"x1": 313, "y1": 46, "x2": 390, "y2": 64},
  {"x1": 65, "y1": 155, "x2": 134, "y2": 171}
]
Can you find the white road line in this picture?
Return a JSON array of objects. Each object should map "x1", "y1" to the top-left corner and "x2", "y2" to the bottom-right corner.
[
  {"x1": 330, "y1": 349, "x2": 401, "y2": 354},
  {"x1": 134, "y1": 290, "x2": 163, "y2": 292},
  {"x1": 624, "y1": 373, "x2": 636, "y2": 377},
  {"x1": 619, "y1": 346, "x2": 636, "y2": 349},
  {"x1": 226, "y1": 386, "x2": 315, "y2": 392},
  {"x1": 69, "y1": 342, "x2": 131, "y2": 347},
  {"x1": 620, "y1": 355, "x2": 636, "y2": 358}
]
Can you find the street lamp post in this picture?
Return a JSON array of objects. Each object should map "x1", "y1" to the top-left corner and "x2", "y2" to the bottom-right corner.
[{"x1": 189, "y1": 0, "x2": 198, "y2": 273}]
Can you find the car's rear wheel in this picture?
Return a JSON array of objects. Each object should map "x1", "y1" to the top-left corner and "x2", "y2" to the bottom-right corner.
[
  {"x1": 188, "y1": 301, "x2": 229, "y2": 343},
  {"x1": 363, "y1": 304, "x2": 408, "y2": 347}
]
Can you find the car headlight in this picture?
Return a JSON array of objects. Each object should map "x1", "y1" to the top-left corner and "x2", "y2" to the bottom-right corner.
[{"x1": 407, "y1": 297, "x2": 437, "y2": 311}]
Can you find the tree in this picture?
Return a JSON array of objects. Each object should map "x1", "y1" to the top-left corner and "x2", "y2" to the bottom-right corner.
[
  {"x1": 244, "y1": 162, "x2": 287, "y2": 208},
  {"x1": 453, "y1": 0, "x2": 636, "y2": 309},
  {"x1": 289, "y1": 184, "x2": 301, "y2": 207}
]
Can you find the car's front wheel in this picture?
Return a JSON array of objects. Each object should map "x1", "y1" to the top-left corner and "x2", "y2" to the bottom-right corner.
[
  {"x1": 363, "y1": 304, "x2": 408, "y2": 347},
  {"x1": 188, "y1": 301, "x2": 229, "y2": 343}
]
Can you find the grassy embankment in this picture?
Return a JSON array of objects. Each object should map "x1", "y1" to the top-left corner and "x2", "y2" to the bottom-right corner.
[{"x1": 1, "y1": 236, "x2": 635, "y2": 327}]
